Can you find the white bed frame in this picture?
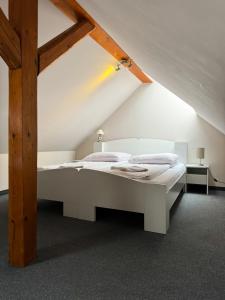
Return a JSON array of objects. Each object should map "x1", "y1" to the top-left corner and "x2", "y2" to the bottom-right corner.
[{"x1": 38, "y1": 138, "x2": 187, "y2": 234}]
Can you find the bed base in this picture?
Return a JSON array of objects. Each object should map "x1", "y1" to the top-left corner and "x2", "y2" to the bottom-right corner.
[{"x1": 38, "y1": 168, "x2": 186, "y2": 234}]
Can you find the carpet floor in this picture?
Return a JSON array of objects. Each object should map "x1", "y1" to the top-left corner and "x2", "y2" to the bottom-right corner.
[{"x1": 0, "y1": 191, "x2": 225, "y2": 300}]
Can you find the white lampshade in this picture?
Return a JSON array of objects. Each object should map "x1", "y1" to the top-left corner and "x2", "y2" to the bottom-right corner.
[
  {"x1": 196, "y1": 148, "x2": 205, "y2": 159},
  {"x1": 97, "y1": 129, "x2": 104, "y2": 136},
  {"x1": 97, "y1": 129, "x2": 104, "y2": 142}
]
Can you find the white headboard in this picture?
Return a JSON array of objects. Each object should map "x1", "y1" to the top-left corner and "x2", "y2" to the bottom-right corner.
[{"x1": 94, "y1": 138, "x2": 187, "y2": 164}]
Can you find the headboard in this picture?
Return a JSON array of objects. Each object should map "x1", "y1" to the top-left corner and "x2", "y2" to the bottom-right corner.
[{"x1": 94, "y1": 138, "x2": 187, "y2": 164}]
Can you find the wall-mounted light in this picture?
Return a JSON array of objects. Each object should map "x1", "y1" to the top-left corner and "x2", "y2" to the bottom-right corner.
[
  {"x1": 115, "y1": 58, "x2": 133, "y2": 71},
  {"x1": 97, "y1": 129, "x2": 104, "y2": 142},
  {"x1": 115, "y1": 64, "x2": 121, "y2": 71}
]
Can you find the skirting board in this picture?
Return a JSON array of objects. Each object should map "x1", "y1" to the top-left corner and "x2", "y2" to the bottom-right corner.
[
  {"x1": 209, "y1": 186, "x2": 225, "y2": 191},
  {"x1": 187, "y1": 184, "x2": 225, "y2": 193},
  {"x1": 0, "y1": 189, "x2": 8, "y2": 195},
  {"x1": 0, "y1": 151, "x2": 76, "y2": 191}
]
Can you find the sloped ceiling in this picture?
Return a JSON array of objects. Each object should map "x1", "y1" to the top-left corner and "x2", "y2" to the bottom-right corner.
[
  {"x1": 0, "y1": 0, "x2": 140, "y2": 153},
  {"x1": 78, "y1": 0, "x2": 225, "y2": 134}
]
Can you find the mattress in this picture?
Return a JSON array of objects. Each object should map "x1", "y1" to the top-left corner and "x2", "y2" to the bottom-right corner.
[
  {"x1": 38, "y1": 161, "x2": 117, "y2": 171},
  {"x1": 39, "y1": 161, "x2": 170, "y2": 178},
  {"x1": 147, "y1": 163, "x2": 185, "y2": 191},
  {"x1": 38, "y1": 161, "x2": 185, "y2": 191}
]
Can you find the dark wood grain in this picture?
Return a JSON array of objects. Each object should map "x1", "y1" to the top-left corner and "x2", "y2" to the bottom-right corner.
[
  {"x1": 0, "y1": 7, "x2": 21, "y2": 69},
  {"x1": 8, "y1": 0, "x2": 38, "y2": 267}
]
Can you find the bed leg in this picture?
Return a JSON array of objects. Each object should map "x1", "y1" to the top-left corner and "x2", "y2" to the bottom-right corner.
[
  {"x1": 63, "y1": 201, "x2": 96, "y2": 222},
  {"x1": 144, "y1": 196, "x2": 169, "y2": 234}
]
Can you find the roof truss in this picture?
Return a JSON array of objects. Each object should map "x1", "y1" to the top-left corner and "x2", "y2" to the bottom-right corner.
[
  {"x1": 38, "y1": 19, "x2": 95, "y2": 73},
  {"x1": 0, "y1": 7, "x2": 21, "y2": 69},
  {"x1": 50, "y1": 0, "x2": 152, "y2": 83}
]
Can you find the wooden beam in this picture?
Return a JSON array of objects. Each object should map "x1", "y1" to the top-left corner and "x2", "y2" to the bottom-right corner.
[
  {"x1": 38, "y1": 19, "x2": 94, "y2": 73},
  {"x1": 8, "y1": 0, "x2": 38, "y2": 267},
  {"x1": 0, "y1": 7, "x2": 21, "y2": 69},
  {"x1": 50, "y1": 0, "x2": 152, "y2": 83}
]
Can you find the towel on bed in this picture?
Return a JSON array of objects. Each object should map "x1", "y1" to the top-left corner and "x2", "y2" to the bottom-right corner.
[
  {"x1": 38, "y1": 164, "x2": 84, "y2": 171},
  {"x1": 110, "y1": 163, "x2": 171, "y2": 180},
  {"x1": 111, "y1": 165, "x2": 148, "y2": 172},
  {"x1": 110, "y1": 165, "x2": 151, "y2": 180}
]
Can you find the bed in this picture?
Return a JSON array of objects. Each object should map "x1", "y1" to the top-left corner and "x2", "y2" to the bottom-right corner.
[{"x1": 38, "y1": 138, "x2": 187, "y2": 234}]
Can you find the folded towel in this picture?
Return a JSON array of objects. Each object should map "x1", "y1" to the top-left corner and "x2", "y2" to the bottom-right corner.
[
  {"x1": 38, "y1": 164, "x2": 84, "y2": 171},
  {"x1": 110, "y1": 165, "x2": 151, "y2": 180},
  {"x1": 111, "y1": 169, "x2": 151, "y2": 180},
  {"x1": 111, "y1": 165, "x2": 148, "y2": 172},
  {"x1": 69, "y1": 165, "x2": 83, "y2": 169},
  {"x1": 59, "y1": 163, "x2": 84, "y2": 169}
]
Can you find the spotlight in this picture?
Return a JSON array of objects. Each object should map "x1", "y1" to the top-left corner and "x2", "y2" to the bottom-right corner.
[
  {"x1": 115, "y1": 63, "x2": 121, "y2": 71},
  {"x1": 115, "y1": 58, "x2": 133, "y2": 71}
]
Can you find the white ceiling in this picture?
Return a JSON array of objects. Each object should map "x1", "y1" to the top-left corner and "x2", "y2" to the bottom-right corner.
[
  {"x1": 0, "y1": 0, "x2": 140, "y2": 153},
  {"x1": 78, "y1": 0, "x2": 225, "y2": 134}
]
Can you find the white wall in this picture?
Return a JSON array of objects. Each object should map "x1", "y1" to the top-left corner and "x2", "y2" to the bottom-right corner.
[
  {"x1": 0, "y1": 151, "x2": 76, "y2": 191},
  {"x1": 0, "y1": 154, "x2": 8, "y2": 191},
  {"x1": 0, "y1": 0, "x2": 140, "y2": 153},
  {"x1": 79, "y1": 0, "x2": 225, "y2": 134},
  {"x1": 76, "y1": 83, "x2": 225, "y2": 187},
  {"x1": 0, "y1": 0, "x2": 140, "y2": 191}
]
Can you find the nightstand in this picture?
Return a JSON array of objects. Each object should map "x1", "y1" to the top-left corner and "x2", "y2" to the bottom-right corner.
[{"x1": 186, "y1": 164, "x2": 209, "y2": 194}]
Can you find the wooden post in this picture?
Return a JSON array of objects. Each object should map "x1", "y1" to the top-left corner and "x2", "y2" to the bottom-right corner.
[{"x1": 8, "y1": 0, "x2": 38, "y2": 267}]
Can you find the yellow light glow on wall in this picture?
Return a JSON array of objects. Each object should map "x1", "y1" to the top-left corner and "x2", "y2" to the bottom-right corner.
[
  {"x1": 69, "y1": 64, "x2": 117, "y2": 104},
  {"x1": 51, "y1": 64, "x2": 117, "y2": 122},
  {"x1": 71, "y1": 65, "x2": 116, "y2": 103},
  {"x1": 87, "y1": 65, "x2": 115, "y2": 92},
  {"x1": 97, "y1": 65, "x2": 115, "y2": 82}
]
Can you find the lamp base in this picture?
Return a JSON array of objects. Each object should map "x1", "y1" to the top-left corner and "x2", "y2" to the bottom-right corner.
[{"x1": 199, "y1": 159, "x2": 204, "y2": 166}]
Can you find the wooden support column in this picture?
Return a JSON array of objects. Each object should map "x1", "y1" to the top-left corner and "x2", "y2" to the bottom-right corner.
[{"x1": 8, "y1": 0, "x2": 38, "y2": 267}]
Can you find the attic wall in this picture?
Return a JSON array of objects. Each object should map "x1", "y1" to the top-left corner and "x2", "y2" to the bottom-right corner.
[
  {"x1": 76, "y1": 83, "x2": 225, "y2": 188},
  {"x1": 0, "y1": 0, "x2": 140, "y2": 154},
  {"x1": 0, "y1": 0, "x2": 140, "y2": 190},
  {"x1": 0, "y1": 151, "x2": 76, "y2": 191},
  {"x1": 78, "y1": 0, "x2": 225, "y2": 134}
]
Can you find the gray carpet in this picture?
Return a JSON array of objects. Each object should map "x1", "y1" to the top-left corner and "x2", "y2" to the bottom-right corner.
[{"x1": 0, "y1": 191, "x2": 225, "y2": 300}]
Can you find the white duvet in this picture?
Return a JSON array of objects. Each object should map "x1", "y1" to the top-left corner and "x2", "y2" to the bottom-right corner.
[
  {"x1": 38, "y1": 161, "x2": 185, "y2": 191},
  {"x1": 38, "y1": 161, "x2": 171, "y2": 181}
]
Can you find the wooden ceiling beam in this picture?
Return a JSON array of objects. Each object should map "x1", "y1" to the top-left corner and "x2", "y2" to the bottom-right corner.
[
  {"x1": 38, "y1": 19, "x2": 95, "y2": 73},
  {"x1": 0, "y1": 7, "x2": 21, "y2": 69},
  {"x1": 50, "y1": 0, "x2": 152, "y2": 83}
]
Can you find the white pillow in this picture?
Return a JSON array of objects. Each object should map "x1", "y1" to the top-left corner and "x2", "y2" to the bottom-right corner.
[
  {"x1": 129, "y1": 153, "x2": 178, "y2": 165},
  {"x1": 82, "y1": 152, "x2": 131, "y2": 162}
]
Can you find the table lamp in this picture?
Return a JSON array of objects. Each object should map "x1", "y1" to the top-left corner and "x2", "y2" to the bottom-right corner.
[{"x1": 196, "y1": 147, "x2": 205, "y2": 166}]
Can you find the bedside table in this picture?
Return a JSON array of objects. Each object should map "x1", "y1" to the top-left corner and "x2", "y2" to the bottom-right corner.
[{"x1": 186, "y1": 164, "x2": 209, "y2": 194}]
